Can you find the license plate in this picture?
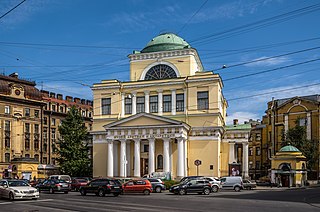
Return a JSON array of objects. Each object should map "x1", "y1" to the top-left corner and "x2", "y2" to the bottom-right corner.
[
  {"x1": 114, "y1": 186, "x2": 119, "y2": 188},
  {"x1": 62, "y1": 185, "x2": 68, "y2": 187}
]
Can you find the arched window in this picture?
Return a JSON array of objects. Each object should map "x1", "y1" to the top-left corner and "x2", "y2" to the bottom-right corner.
[
  {"x1": 144, "y1": 64, "x2": 177, "y2": 80},
  {"x1": 157, "y1": 155, "x2": 163, "y2": 169}
]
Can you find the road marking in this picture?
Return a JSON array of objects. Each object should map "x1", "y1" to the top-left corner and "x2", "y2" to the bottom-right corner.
[{"x1": 0, "y1": 199, "x2": 53, "y2": 205}]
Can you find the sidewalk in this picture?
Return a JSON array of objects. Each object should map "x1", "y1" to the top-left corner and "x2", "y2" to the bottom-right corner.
[{"x1": 255, "y1": 184, "x2": 320, "y2": 191}]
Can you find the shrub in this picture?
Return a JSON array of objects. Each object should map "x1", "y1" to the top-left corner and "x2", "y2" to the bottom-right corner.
[{"x1": 163, "y1": 180, "x2": 179, "y2": 189}]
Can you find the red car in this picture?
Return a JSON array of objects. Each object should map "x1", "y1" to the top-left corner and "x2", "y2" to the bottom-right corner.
[
  {"x1": 71, "y1": 178, "x2": 89, "y2": 191},
  {"x1": 122, "y1": 179, "x2": 152, "y2": 195}
]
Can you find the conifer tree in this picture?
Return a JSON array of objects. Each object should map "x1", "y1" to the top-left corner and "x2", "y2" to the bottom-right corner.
[{"x1": 57, "y1": 106, "x2": 91, "y2": 177}]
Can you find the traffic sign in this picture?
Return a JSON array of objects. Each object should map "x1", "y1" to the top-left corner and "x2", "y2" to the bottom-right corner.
[{"x1": 194, "y1": 159, "x2": 202, "y2": 166}]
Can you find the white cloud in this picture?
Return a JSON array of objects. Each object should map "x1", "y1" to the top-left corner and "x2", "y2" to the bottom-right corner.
[
  {"x1": 226, "y1": 111, "x2": 260, "y2": 125},
  {"x1": 244, "y1": 56, "x2": 290, "y2": 67}
]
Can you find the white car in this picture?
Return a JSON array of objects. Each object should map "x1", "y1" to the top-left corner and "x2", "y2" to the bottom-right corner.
[
  {"x1": 202, "y1": 177, "x2": 222, "y2": 192},
  {"x1": 0, "y1": 179, "x2": 40, "y2": 200}
]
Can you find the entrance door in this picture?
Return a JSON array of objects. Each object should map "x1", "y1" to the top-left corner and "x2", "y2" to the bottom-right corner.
[{"x1": 140, "y1": 158, "x2": 148, "y2": 177}]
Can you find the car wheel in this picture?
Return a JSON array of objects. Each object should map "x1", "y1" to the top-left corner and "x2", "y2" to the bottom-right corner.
[
  {"x1": 179, "y1": 189, "x2": 186, "y2": 195},
  {"x1": 9, "y1": 192, "x2": 14, "y2": 201},
  {"x1": 203, "y1": 188, "x2": 210, "y2": 195},
  {"x1": 212, "y1": 186, "x2": 219, "y2": 193},
  {"x1": 113, "y1": 193, "x2": 120, "y2": 197},
  {"x1": 98, "y1": 189, "x2": 105, "y2": 197},
  {"x1": 248, "y1": 187, "x2": 252, "y2": 190},
  {"x1": 49, "y1": 188, "x2": 54, "y2": 194},
  {"x1": 80, "y1": 189, "x2": 86, "y2": 196},
  {"x1": 155, "y1": 186, "x2": 162, "y2": 193},
  {"x1": 143, "y1": 189, "x2": 150, "y2": 195},
  {"x1": 234, "y1": 186, "x2": 241, "y2": 192}
]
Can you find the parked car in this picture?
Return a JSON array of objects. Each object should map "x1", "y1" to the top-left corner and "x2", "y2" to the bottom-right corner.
[
  {"x1": 122, "y1": 179, "x2": 152, "y2": 195},
  {"x1": 219, "y1": 176, "x2": 244, "y2": 192},
  {"x1": 79, "y1": 178, "x2": 122, "y2": 197},
  {"x1": 180, "y1": 176, "x2": 204, "y2": 183},
  {"x1": 169, "y1": 179, "x2": 212, "y2": 195},
  {"x1": 36, "y1": 179, "x2": 70, "y2": 194},
  {"x1": 49, "y1": 175, "x2": 72, "y2": 183},
  {"x1": 0, "y1": 179, "x2": 39, "y2": 200},
  {"x1": 202, "y1": 177, "x2": 222, "y2": 192},
  {"x1": 29, "y1": 178, "x2": 45, "y2": 187},
  {"x1": 71, "y1": 178, "x2": 89, "y2": 191},
  {"x1": 242, "y1": 179, "x2": 257, "y2": 190},
  {"x1": 146, "y1": 178, "x2": 166, "y2": 193}
]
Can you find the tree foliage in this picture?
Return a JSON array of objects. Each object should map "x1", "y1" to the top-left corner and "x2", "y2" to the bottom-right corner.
[
  {"x1": 57, "y1": 106, "x2": 91, "y2": 177},
  {"x1": 285, "y1": 119, "x2": 319, "y2": 170}
]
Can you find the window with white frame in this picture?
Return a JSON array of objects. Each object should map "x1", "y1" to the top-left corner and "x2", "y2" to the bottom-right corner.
[
  {"x1": 176, "y1": 94, "x2": 184, "y2": 112},
  {"x1": 136, "y1": 96, "x2": 145, "y2": 113},
  {"x1": 150, "y1": 96, "x2": 158, "y2": 113},
  {"x1": 197, "y1": 91, "x2": 209, "y2": 110},
  {"x1": 125, "y1": 97, "x2": 132, "y2": 114},
  {"x1": 163, "y1": 95, "x2": 171, "y2": 112},
  {"x1": 4, "y1": 106, "x2": 10, "y2": 114},
  {"x1": 101, "y1": 98, "x2": 111, "y2": 115}
]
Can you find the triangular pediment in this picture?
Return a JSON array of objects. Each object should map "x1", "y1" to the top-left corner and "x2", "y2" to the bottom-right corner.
[
  {"x1": 104, "y1": 113, "x2": 188, "y2": 129},
  {"x1": 277, "y1": 96, "x2": 318, "y2": 110}
]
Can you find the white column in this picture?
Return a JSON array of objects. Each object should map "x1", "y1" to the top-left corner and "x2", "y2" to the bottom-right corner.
[
  {"x1": 229, "y1": 142, "x2": 236, "y2": 164},
  {"x1": 163, "y1": 138, "x2": 170, "y2": 173},
  {"x1": 113, "y1": 142, "x2": 118, "y2": 176},
  {"x1": 177, "y1": 137, "x2": 185, "y2": 178},
  {"x1": 120, "y1": 140, "x2": 127, "y2": 177},
  {"x1": 134, "y1": 139, "x2": 140, "y2": 177},
  {"x1": 184, "y1": 138, "x2": 188, "y2": 176},
  {"x1": 107, "y1": 140, "x2": 114, "y2": 177},
  {"x1": 121, "y1": 93, "x2": 125, "y2": 118},
  {"x1": 183, "y1": 89, "x2": 187, "y2": 113},
  {"x1": 158, "y1": 89, "x2": 163, "y2": 115},
  {"x1": 284, "y1": 114, "x2": 288, "y2": 133},
  {"x1": 242, "y1": 142, "x2": 249, "y2": 179},
  {"x1": 307, "y1": 112, "x2": 311, "y2": 140},
  {"x1": 148, "y1": 138, "x2": 155, "y2": 174},
  {"x1": 171, "y1": 89, "x2": 176, "y2": 115},
  {"x1": 126, "y1": 142, "x2": 131, "y2": 177},
  {"x1": 169, "y1": 140, "x2": 173, "y2": 175},
  {"x1": 132, "y1": 92, "x2": 137, "y2": 115},
  {"x1": 144, "y1": 91, "x2": 149, "y2": 113}
]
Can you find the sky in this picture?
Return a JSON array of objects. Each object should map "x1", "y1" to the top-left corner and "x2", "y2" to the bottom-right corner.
[{"x1": 0, "y1": 0, "x2": 320, "y2": 124}]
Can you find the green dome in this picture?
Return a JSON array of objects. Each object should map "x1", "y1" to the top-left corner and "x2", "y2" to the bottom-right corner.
[
  {"x1": 141, "y1": 33, "x2": 191, "y2": 53},
  {"x1": 279, "y1": 145, "x2": 300, "y2": 152}
]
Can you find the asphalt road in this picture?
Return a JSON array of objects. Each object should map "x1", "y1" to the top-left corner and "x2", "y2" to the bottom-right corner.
[{"x1": 0, "y1": 187, "x2": 319, "y2": 212}]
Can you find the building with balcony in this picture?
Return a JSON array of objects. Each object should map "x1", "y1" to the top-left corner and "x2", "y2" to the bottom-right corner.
[{"x1": 92, "y1": 33, "x2": 228, "y2": 179}]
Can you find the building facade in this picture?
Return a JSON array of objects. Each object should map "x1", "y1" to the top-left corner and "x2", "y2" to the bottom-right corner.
[
  {"x1": 0, "y1": 73, "x2": 93, "y2": 179},
  {"x1": 92, "y1": 33, "x2": 229, "y2": 179},
  {"x1": 261, "y1": 95, "x2": 320, "y2": 180}
]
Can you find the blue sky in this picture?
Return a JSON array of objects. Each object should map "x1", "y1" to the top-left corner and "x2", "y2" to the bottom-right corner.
[{"x1": 0, "y1": 0, "x2": 320, "y2": 124}]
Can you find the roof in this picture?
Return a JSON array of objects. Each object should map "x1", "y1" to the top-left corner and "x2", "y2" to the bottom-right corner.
[
  {"x1": 140, "y1": 33, "x2": 191, "y2": 53},
  {"x1": 225, "y1": 123, "x2": 251, "y2": 130},
  {"x1": 279, "y1": 145, "x2": 300, "y2": 152}
]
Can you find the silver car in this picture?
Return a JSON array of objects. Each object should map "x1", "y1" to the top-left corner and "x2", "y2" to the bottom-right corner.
[{"x1": 0, "y1": 179, "x2": 40, "y2": 200}]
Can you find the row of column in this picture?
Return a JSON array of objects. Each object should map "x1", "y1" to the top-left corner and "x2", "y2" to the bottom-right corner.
[
  {"x1": 107, "y1": 138, "x2": 187, "y2": 178},
  {"x1": 228, "y1": 142, "x2": 249, "y2": 178},
  {"x1": 120, "y1": 89, "x2": 186, "y2": 117}
]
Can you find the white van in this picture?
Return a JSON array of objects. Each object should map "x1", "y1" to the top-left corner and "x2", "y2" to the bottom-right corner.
[
  {"x1": 49, "y1": 175, "x2": 71, "y2": 183},
  {"x1": 219, "y1": 176, "x2": 243, "y2": 192}
]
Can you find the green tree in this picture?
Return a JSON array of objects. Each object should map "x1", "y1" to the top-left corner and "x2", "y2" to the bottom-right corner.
[
  {"x1": 285, "y1": 119, "x2": 319, "y2": 170},
  {"x1": 57, "y1": 106, "x2": 91, "y2": 177}
]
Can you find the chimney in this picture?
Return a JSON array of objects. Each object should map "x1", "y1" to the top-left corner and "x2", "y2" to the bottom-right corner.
[
  {"x1": 49, "y1": 92, "x2": 56, "y2": 98},
  {"x1": 57, "y1": 94, "x2": 63, "y2": 100},
  {"x1": 66, "y1": 96, "x2": 73, "y2": 102},
  {"x1": 9, "y1": 72, "x2": 18, "y2": 78},
  {"x1": 81, "y1": 99, "x2": 86, "y2": 104},
  {"x1": 74, "y1": 97, "x2": 80, "y2": 104},
  {"x1": 41, "y1": 90, "x2": 49, "y2": 97},
  {"x1": 233, "y1": 119, "x2": 238, "y2": 125}
]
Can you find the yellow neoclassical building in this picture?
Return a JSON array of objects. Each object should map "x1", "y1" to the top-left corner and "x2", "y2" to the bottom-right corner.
[{"x1": 92, "y1": 33, "x2": 229, "y2": 179}]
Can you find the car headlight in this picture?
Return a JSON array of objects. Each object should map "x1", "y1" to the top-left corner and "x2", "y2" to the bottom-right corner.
[{"x1": 13, "y1": 189, "x2": 20, "y2": 193}]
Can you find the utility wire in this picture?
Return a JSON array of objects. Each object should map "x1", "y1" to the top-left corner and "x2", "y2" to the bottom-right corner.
[
  {"x1": 177, "y1": 0, "x2": 209, "y2": 34},
  {"x1": 0, "y1": 0, "x2": 26, "y2": 21}
]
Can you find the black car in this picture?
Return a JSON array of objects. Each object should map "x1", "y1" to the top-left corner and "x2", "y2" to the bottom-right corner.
[
  {"x1": 37, "y1": 179, "x2": 70, "y2": 194},
  {"x1": 179, "y1": 176, "x2": 204, "y2": 183},
  {"x1": 79, "y1": 178, "x2": 122, "y2": 197},
  {"x1": 169, "y1": 179, "x2": 212, "y2": 195}
]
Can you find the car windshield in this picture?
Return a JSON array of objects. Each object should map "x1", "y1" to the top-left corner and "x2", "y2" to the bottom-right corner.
[
  {"x1": 76, "y1": 179, "x2": 88, "y2": 182},
  {"x1": 8, "y1": 180, "x2": 29, "y2": 187}
]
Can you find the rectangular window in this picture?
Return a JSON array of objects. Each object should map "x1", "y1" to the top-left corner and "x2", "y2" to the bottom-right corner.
[
  {"x1": 136, "y1": 97, "x2": 145, "y2": 113},
  {"x1": 25, "y1": 123, "x2": 30, "y2": 133},
  {"x1": 82, "y1": 111, "x2": 86, "y2": 116},
  {"x1": 51, "y1": 118, "x2": 56, "y2": 126},
  {"x1": 59, "y1": 106, "x2": 64, "y2": 113},
  {"x1": 43, "y1": 157, "x2": 47, "y2": 164},
  {"x1": 5, "y1": 106, "x2": 10, "y2": 114},
  {"x1": 256, "y1": 147, "x2": 261, "y2": 156},
  {"x1": 52, "y1": 104, "x2": 56, "y2": 112},
  {"x1": 249, "y1": 147, "x2": 253, "y2": 156},
  {"x1": 163, "y1": 95, "x2": 171, "y2": 112},
  {"x1": 150, "y1": 96, "x2": 158, "y2": 113},
  {"x1": 5, "y1": 120, "x2": 10, "y2": 148},
  {"x1": 5, "y1": 153, "x2": 10, "y2": 163},
  {"x1": 25, "y1": 108, "x2": 30, "y2": 116},
  {"x1": 176, "y1": 94, "x2": 184, "y2": 112},
  {"x1": 101, "y1": 98, "x2": 111, "y2": 115},
  {"x1": 5, "y1": 120, "x2": 10, "y2": 131},
  {"x1": 255, "y1": 161, "x2": 260, "y2": 170},
  {"x1": 44, "y1": 117, "x2": 48, "y2": 125},
  {"x1": 144, "y1": 145, "x2": 149, "y2": 152},
  {"x1": 125, "y1": 97, "x2": 132, "y2": 114},
  {"x1": 34, "y1": 110, "x2": 39, "y2": 118},
  {"x1": 51, "y1": 128, "x2": 56, "y2": 140},
  {"x1": 197, "y1": 91, "x2": 209, "y2": 110}
]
